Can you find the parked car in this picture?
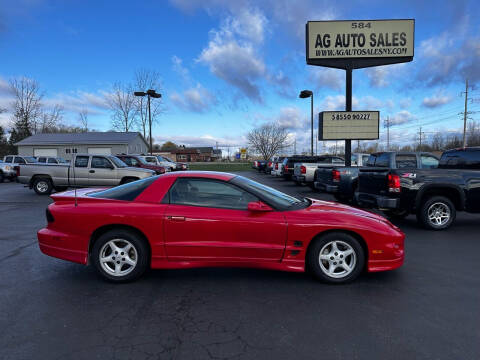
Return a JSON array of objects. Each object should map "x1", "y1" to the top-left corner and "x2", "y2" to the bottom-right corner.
[
  {"x1": 265, "y1": 156, "x2": 285, "y2": 175},
  {"x1": 162, "y1": 155, "x2": 189, "y2": 171},
  {"x1": 252, "y1": 160, "x2": 268, "y2": 172},
  {"x1": 282, "y1": 156, "x2": 335, "y2": 180},
  {"x1": 0, "y1": 160, "x2": 17, "y2": 182},
  {"x1": 140, "y1": 155, "x2": 173, "y2": 172},
  {"x1": 3, "y1": 155, "x2": 38, "y2": 165},
  {"x1": 271, "y1": 158, "x2": 286, "y2": 177},
  {"x1": 17, "y1": 154, "x2": 155, "y2": 195},
  {"x1": 313, "y1": 153, "x2": 373, "y2": 202},
  {"x1": 36, "y1": 156, "x2": 68, "y2": 165},
  {"x1": 38, "y1": 171, "x2": 404, "y2": 283},
  {"x1": 354, "y1": 150, "x2": 480, "y2": 230},
  {"x1": 115, "y1": 154, "x2": 166, "y2": 175},
  {"x1": 292, "y1": 155, "x2": 345, "y2": 187}
]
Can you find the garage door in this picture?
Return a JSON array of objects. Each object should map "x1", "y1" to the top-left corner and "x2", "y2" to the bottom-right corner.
[
  {"x1": 87, "y1": 147, "x2": 112, "y2": 155},
  {"x1": 34, "y1": 148, "x2": 58, "y2": 157}
]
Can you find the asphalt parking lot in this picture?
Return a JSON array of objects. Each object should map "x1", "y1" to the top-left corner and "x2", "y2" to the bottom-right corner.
[{"x1": 1, "y1": 172, "x2": 479, "y2": 360}]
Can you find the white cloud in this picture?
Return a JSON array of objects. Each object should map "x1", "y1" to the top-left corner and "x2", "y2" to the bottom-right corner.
[
  {"x1": 364, "y1": 63, "x2": 406, "y2": 88},
  {"x1": 310, "y1": 68, "x2": 342, "y2": 91},
  {"x1": 170, "y1": 84, "x2": 217, "y2": 113},
  {"x1": 389, "y1": 110, "x2": 416, "y2": 125},
  {"x1": 275, "y1": 106, "x2": 305, "y2": 130},
  {"x1": 422, "y1": 92, "x2": 453, "y2": 108},
  {"x1": 320, "y1": 95, "x2": 359, "y2": 111},
  {"x1": 171, "y1": 55, "x2": 190, "y2": 81},
  {"x1": 154, "y1": 133, "x2": 245, "y2": 148}
]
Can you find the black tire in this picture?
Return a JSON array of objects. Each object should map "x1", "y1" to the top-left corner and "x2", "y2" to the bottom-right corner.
[
  {"x1": 0, "y1": 171, "x2": 4, "y2": 183},
  {"x1": 92, "y1": 229, "x2": 149, "y2": 283},
  {"x1": 33, "y1": 177, "x2": 53, "y2": 195},
  {"x1": 416, "y1": 195, "x2": 456, "y2": 230},
  {"x1": 307, "y1": 182, "x2": 316, "y2": 190},
  {"x1": 307, "y1": 232, "x2": 365, "y2": 284}
]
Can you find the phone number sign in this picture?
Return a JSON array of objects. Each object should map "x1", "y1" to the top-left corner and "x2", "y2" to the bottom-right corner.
[{"x1": 319, "y1": 111, "x2": 379, "y2": 140}]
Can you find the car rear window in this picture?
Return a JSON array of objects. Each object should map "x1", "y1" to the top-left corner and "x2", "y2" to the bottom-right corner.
[
  {"x1": 396, "y1": 155, "x2": 417, "y2": 168},
  {"x1": 89, "y1": 176, "x2": 157, "y2": 201}
]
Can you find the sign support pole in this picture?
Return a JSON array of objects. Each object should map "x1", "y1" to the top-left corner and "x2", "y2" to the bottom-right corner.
[{"x1": 345, "y1": 66, "x2": 352, "y2": 166}]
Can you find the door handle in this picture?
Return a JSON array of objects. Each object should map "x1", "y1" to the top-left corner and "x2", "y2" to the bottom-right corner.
[
  {"x1": 89, "y1": 170, "x2": 95, "y2": 173},
  {"x1": 167, "y1": 216, "x2": 185, "y2": 222}
]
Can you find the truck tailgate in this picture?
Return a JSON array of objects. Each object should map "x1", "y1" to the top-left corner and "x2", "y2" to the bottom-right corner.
[
  {"x1": 315, "y1": 167, "x2": 333, "y2": 183},
  {"x1": 358, "y1": 168, "x2": 389, "y2": 195}
]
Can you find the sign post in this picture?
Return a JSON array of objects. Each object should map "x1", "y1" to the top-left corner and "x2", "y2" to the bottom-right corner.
[{"x1": 306, "y1": 19, "x2": 414, "y2": 165}]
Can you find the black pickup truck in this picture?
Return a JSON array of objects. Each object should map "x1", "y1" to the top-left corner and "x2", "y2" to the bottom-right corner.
[{"x1": 356, "y1": 148, "x2": 480, "y2": 230}]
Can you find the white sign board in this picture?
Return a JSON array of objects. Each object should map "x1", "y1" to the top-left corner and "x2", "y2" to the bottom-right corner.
[
  {"x1": 307, "y1": 20, "x2": 414, "y2": 68},
  {"x1": 319, "y1": 111, "x2": 379, "y2": 140}
]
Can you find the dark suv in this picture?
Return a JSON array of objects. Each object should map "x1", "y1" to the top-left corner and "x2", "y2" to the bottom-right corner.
[{"x1": 116, "y1": 154, "x2": 165, "y2": 175}]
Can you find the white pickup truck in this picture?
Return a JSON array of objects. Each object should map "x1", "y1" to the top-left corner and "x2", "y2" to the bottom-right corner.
[{"x1": 292, "y1": 155, "x2": 345, "y2": 186}]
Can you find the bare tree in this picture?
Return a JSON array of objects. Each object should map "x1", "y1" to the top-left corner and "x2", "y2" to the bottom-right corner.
[
  {"x1": 78, "y1": 108, "x2": 89, "y2": 132},
  {"x1": 430, "y1": 132, "x2": 445, "y2": 151},
  {"x1": 247, "y1": 122, "x2": 290, "y2": 160},
  {"x1": 10, "y1": 77, "x2": 43, "y2": 135},
  {"x1": 39, "y1": 105, "x2": 64, "y2": 133},
  {"x1": 107, "y1": 82, "x2": 137, "y2": 132},
  {"x1": 133, "y1": 68, "x2": 164, "y2": 139}
]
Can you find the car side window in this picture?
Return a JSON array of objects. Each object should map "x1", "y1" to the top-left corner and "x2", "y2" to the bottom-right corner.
[
  {"x1": 396, "y1": 155, "x2": 417, "y2": 168},
  {"x1": 75, "y1": 156, "x2": 89, "y2": 168},
  {"x1": 169, "y1": 178, "x2": 258, "y2": 210},
  {"x1": 38, "y1": 158, "x2": 46, "y2": 163},
  {"x1": 5, "y1": 156, "x2": 13, "y2": 163},
  {"x1": 47, "y1": 158, "x2": 57, "y2": 164},
  {"x1": 91, "y1": 156, "x2": 112, "y2": 169},
  {"x1": 14, "y1": 157, "x2": 26, "y2": 164},
  {"x1": 421, "y1": 155, "x2": 439, "y2": 169},
  {"x1": 362, "y1": 155, "x2": 370, "y2": 165}
]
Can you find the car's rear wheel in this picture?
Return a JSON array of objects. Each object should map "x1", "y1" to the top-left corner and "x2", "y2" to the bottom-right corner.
[
  {"x1": 308, "y1": 232, "x2": 364, "y2": 283},
  {"x1": 33, "y1": 177, "x2": 53, "y2": 195},
  {"x1": 417, "y1": 196, "x2": 456, "y2": 230},
  {"x1": 92, "y1": 230, "x2": 149, "y2": 282}
]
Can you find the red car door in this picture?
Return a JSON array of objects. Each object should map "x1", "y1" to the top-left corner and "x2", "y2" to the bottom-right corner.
[{"x1": 163, "y1": 178, "x2": 287, "y2": 262}]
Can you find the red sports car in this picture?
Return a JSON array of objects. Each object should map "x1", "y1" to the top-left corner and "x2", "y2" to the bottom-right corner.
[{"x1": 38, "y1": 171, "x2": 404, "y2": 283}]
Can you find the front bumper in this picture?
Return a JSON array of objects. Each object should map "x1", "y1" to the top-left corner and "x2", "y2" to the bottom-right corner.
[
  {"x1": 1, "y1": 169, "x2": 16, "y2": 178},
  {"x1": 356, "y1": 192, "x2": 400, "y2": 209}
]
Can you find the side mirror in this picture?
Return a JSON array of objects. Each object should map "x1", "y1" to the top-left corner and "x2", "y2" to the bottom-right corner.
[{"x1": 247, "y1": 201, "x2": 273, "y2": 212}]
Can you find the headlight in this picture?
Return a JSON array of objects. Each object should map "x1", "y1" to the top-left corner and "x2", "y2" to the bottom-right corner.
[{"x1": 4, "y1": 165, "x2": 11, "y2": 171}]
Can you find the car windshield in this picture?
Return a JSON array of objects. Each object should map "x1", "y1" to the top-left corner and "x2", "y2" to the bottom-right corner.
[
  {"x1": 231, "y1": 176, "x2": 303, "y2": 209},
  {"x1": 109, "y1": 156, "x2": 128, "y2": 168},
  {"x1": 24, "y1": 156, "x2": 38, "y2": 163},
  {"x1": 160, "y1": 156, "x2": 174, "y2": 163}
]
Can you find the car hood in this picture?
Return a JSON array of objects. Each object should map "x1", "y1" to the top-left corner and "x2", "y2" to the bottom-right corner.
[
  {"x1": 305, "y1": 198, "x2": 391, "y2": 223},
  {"x1": 124, "y1": 167, "x2": 155, "y2": 174}
]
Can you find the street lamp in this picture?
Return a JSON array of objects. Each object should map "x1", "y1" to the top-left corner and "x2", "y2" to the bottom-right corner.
[
  {"x1": 299, "y1": 90, "x2": 314, "y2": 156},
  {"x1": 134, "y1": 89, "x2": 162, "y2": 155}
]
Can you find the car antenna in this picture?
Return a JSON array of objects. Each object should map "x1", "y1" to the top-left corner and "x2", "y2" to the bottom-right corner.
[{"x1": 73, "y1": 153, "x2": 78, "y2": 207}]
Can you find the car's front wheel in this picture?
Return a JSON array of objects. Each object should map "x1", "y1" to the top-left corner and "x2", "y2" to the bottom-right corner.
[
  {"x1": 308, "y1": 232, "x2": 365, "y2": 283},
  {"x1": 92, "y1": 230, "x2": 149, "y2": 282}
]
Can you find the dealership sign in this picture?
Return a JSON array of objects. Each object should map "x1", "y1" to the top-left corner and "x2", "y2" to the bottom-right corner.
[
  {"x1": 318, "y1": 111, "x2": 379, "y2": 140},
  {"x1": 306, "y1": 19, "x2": 414, "y2": 69}
]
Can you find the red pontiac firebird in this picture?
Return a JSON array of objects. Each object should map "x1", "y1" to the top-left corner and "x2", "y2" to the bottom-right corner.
[{"x1": 38, "y1": 171, "x2": 404, "y2": 283}]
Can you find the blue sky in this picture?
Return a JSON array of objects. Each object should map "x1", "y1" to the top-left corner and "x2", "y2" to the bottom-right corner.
[{"x1": 1, "y1": 0, "x2": 479, "y2": 152}]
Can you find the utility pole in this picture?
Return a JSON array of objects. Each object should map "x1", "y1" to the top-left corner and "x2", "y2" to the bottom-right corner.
[
  {"x1": 293, "y1": 138, "x2": 297, "y2": 154},
  {"x1": 385, "y1": 117, "x2": 390, "y2": 150},
  {"x1": 463, "y1": 79, "x2": 469, "y2": 148},
  {"x1": 418, "y1": 126, "x2": 424, "y2": 151},
  {"x1": 315, "y1": 130, "x2": 318, "y2": 155}
]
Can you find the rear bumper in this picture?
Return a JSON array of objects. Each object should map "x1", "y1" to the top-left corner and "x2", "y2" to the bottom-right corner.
[
  {"x1": 314, "y1": 181, "x2": 338, "y2": 193},
  {"x1": 37, "y1": 228, "x2": 88, "y2": 265},
  {"x1": 356, "y1": 192, "x2": 400, "y2": 209},
  {"x1": 292, "y1": 175, "x2": 305, "y2": 182}
]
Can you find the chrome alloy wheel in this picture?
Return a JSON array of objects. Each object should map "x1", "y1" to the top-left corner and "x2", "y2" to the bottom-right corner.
[
  {"x1": 36, "y1": 181, "x2": 49, "y2": 193},
  {"x1": 99, "y1": 239, "x2": 138, "y2": 276},
  {"x1": 427, "y1": 202, "x2": 451, "y2": 227},
  {"x1": 318, "y1": 240, "x2": 356, "y2": 279}
]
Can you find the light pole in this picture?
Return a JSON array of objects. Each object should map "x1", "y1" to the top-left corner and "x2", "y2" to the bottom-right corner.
[
  {"x1": 299, "y1": 90, "x2": 314, "y2": 156},
  {"x1": 134, "y1": 89, "x2": 162, "y2": 155}
]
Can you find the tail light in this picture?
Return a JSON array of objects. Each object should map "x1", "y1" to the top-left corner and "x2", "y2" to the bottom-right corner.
[
  {"x1": 275, "y1": 163, "x2": 278, "y2": 170},
  {"x1": 332, "y1": 169, "x2": 340, "y2": 182},
  {"x1": 300, "y1": 165, "x2": 306, "y2": 174},
  {"x1": 285, "y1": 165, "x2": 289, "y2": 172},
  {"x1": 388, "y1": 174, "x2": 401, "y2": 193},
  {"x1": 268, "y1": 162, "x2": 272, "y2": 167}
]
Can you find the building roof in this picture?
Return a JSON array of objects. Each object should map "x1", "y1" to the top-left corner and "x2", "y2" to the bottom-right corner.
[{"x1": 14, "y1": 132, "x2": 147, "y2": 146}]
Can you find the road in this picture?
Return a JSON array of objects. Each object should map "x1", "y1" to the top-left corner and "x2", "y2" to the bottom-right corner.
[{"x1": 0, "y1": 172, "x2": 479, "y2": 360}]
